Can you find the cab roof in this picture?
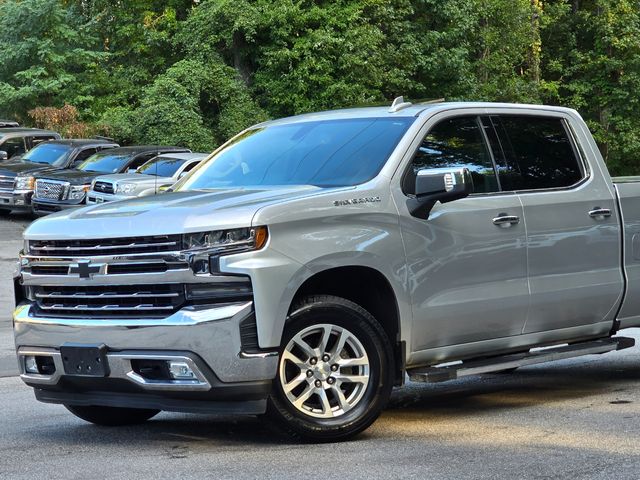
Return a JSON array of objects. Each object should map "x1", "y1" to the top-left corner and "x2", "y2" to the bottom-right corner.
[{"x1": 257, "y1": 101, "x2": 579, "y2": 128}]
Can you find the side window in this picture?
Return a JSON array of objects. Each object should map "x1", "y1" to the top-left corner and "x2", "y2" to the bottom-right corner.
[
  {"x1": 182, "y1": 160, "x2": 199, "y2": 173},
  {"x1": 490, "y1": 115, "x2": 583, "y2": 191},
  {"x1": 405, "y1": 116, "x2": 498, "y2": 194},
  {"x1": 0, "y1": 137, "x2": 26, "y2": 158},
  {"x1": 73, "y1": 148, "x2": 97, "y2": 163},
  {"x1": 129, "y1": 153, "x2": 157, "y2": 171}
]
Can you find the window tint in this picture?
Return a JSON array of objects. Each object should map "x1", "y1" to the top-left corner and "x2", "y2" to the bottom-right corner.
[
  {"x1": 491, "y1": 116, "x2": 582, "y2": 191},
  {"x1": 73, "y1": 148, "x2": 97, "y2": 163},
  {"x1": 31, "y1": 135, "x2": 58, "y2": 148},
  {"x1": 406, "y1": 116, "x2": 498, "y2": 194},
  {"x1": 129, "y1": 153, "x2": 157, "y2": 171},
  {"x1": 137, "y1": 155, "x2": 188, "y2": 177},
  {"x1": 0, "y1": 137, "x2": 26, "y2": 158},
  {"x1": 178, "y1": 118, "x2": 413, "y2": 190},
  {"x1": 22, "y1": 143, "x2": 72, "y2": 166}
]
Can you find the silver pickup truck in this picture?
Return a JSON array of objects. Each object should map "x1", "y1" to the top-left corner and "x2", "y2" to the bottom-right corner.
[{"x1": 12, "y1": 100, "x2": 640, "y2": 442}]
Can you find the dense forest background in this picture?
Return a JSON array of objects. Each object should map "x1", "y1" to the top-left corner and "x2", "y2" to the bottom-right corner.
[{"x1": 0, "y1": 0, "x2": 639, "y2": 174}]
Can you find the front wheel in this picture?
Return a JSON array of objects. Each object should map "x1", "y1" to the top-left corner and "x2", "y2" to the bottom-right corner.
[
  {"x1": 65, "y1": 405, "x2": 160, "y2": 426},
  {"x1": 267, "y1": 295, "x2": 394, "y2": 442}
]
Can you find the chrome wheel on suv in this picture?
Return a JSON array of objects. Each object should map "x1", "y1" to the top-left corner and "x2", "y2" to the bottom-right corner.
[
  {"x1": 268, "y1": 295, "x2": 393, "y2": 442},
  {"x1": 279, "y1": 324, "x2": 370, "y2": 419}
]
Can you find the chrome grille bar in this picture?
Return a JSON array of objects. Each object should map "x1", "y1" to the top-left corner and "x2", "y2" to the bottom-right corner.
[
  {"x1": 35, "y1": 292, "x2": 181, "y2": 299},
  {"x1": 38, "y1": 304, "x2": 176, "y2": 311}
]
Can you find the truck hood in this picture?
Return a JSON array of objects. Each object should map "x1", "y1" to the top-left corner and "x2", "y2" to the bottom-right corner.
[
  {"x1": 25, "y1": 185, "x2": 340, "y2": 240},
  {"x1": 35, "y1": 169, "x2": 103, "y2": 185},
  {"x1": 0, "y1": 161, "x2": 60, "y2": 178}
]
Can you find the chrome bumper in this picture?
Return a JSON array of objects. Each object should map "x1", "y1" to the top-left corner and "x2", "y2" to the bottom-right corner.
[
  {"x1": 14, "y1": 301, "x2": 279, "y2": 387},
  {"x1": 0, "y1": 189, "x2": 32, "y2": 210}
]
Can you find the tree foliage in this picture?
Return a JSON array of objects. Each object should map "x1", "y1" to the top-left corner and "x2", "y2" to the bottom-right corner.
[{"x1": 1, "y1": 0, "x2": 640, "y2": 173}]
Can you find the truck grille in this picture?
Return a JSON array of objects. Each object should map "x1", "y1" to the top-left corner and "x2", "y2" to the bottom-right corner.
[
  {"x1": 35, "y1": 180, "x2": 69, "y2": 200},
  {"x1": 0, "y1": 175, "x2": 14, "y2": 191},
  {"x1": 92, "y1": 181, "x2": 114, "y2": 195},
  {"x1": 28, "y1": 235, "x2": 183, "y2": 257},
  {"x1": 31, "y1": 284, "x2": 186, "y2": 318}
]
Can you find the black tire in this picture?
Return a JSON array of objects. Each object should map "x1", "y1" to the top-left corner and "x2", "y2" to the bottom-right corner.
[
  {"x1": 266, "y1": 295, "x2": 394, "y2": 442},
  {"x1": 0, "y1": 209, "x2": 10, "y2": 216},
  {"x1": 65, "y1": 405, "x2": 160, "y2": 426}
]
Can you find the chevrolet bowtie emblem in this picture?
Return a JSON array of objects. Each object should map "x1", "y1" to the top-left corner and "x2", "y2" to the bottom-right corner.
[{"x1": 68, "y1": 260, "x2": 102, "y2": 279}]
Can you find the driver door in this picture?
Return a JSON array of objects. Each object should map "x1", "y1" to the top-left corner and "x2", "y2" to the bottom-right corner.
[{"x1": 395, "y1": 114, "x2": 529, "y2": 353}]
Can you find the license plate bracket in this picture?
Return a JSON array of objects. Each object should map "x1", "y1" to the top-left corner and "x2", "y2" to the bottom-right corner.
[{"x1": 60, "y1": 343, "x2": 110, "y2": 377}]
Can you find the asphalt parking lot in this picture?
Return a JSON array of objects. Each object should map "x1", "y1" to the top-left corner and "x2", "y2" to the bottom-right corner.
[{"x1": 0, "y1": 212, "x2": 639, "y2": 480}]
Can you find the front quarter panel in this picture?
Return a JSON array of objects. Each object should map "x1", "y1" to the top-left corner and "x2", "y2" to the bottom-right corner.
[{"x1": 221, "y1": 182, "x2": 411, "y2": 349}]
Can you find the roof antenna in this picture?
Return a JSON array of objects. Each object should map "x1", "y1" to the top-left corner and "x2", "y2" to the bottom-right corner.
[{"x1": 388, "y1": 96, "x2": 412, "y2": 113}]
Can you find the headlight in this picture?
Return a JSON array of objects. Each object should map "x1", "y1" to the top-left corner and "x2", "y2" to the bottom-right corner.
[
  {"x1": 182, "y1": 226, "x2": 268, "y2": 254},
  {"x1": 15, "y1": 176, "x2": 35, "y2": 190},
  {"x1": 69, "y1": 185, "x2": 90, "y2": 200},
  {"x1": 116, "y1": 183, "x2": 136, "y2": 195}
]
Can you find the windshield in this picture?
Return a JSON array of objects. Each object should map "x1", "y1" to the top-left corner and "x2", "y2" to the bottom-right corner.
[
  {"x1": 22, "y1": 143, "x2": 72, "y2": 166},
  {"x1": 177, "y1": 117, "x2": 413, "y2": 190},
  {"x1": 77, "y1": 153, "x2": 130, "y2": 173},
  {"x1": 137, "y1": 156, "x2": 188, "y2": 177}
]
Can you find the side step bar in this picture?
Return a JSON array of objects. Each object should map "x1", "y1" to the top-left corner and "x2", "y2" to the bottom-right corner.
[{"x1": 408, "y1": 336, "x2": 635, "y2": 383}]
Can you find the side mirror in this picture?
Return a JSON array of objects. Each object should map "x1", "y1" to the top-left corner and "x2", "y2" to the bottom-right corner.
[
  {"x1": 0, "y1": 151, "x2": 8, "y2": 161},
  {"x1": 178, "y1": 171, "x2": 188, "y2": 180},
  {"x1": 408, "y1": 167, "x2": 473, "y2": 218},
  {"x1": 127, "y1": 168, "x2": 137, "y2": 174}
]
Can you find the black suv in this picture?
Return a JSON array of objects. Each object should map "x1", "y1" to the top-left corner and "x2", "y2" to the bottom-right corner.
[
  {"x1": 0, "y1": 128, "x2": 61, "y2": 161},
  {"x1": 0, "y1": 139, "x2": 119, "y2": 215},
  {"x1": 32, "y1": 145, "x2": 190, "y2": 215}
]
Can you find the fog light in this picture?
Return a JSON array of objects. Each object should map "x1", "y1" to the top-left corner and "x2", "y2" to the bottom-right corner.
[
  {"x1": 24, "y1": 356, "x2": 38, "y2": 374},
  {"x1": 168, "y1": 361, "x2": 196, "y2": 380},
  {"x1": 15, "y1": 199, "x2": 25, "y2": 206}
]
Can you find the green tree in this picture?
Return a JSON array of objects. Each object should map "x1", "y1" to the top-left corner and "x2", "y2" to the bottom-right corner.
[{"x1": 0, "y1": 0, "x2": 105, "y2": 120}]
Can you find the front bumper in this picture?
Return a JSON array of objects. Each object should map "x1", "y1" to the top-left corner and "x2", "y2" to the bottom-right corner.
[
  {"x1": 14, "y1": 301, "x2": 279, "y2": 413},
  {"x1": 32, "y1": 197, "x2": 84, "y2": 214},
  {"x1": 0, "y1": 189, "x2": 33, "y2": 211},
  {"x1": 86, "y1": 191, "x2": 131, "y2": 204}
]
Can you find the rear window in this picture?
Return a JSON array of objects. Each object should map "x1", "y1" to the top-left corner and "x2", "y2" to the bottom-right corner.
[{"x1": 490, "y1": 116, "x2": 583, "y2": 191}]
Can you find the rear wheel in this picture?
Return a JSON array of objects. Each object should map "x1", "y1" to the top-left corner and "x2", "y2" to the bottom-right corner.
[
  {"x1": 65, "y1": 405, "x2": 160, "y2": 426},
  {"x1": 267, "y1": 295, "x2": 393, "y2": 442}
]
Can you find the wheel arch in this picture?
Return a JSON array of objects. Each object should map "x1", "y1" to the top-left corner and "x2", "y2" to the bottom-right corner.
[{"x1": 288, "y1": 265, "x2": 405, "y2": 385}]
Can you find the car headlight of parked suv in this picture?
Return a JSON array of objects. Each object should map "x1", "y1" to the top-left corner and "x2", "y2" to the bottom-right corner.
[
  {"x1": 69, "y1": 185, "x2": 90, "y2": 200},
  {"x1": 14, "y1": 176, "x2": 35, "y2": 191},
  {"x1": 116, "y1": 183, "x2": 136, "y2": 195},
  {"x1": 181, "y1": 227, "x2": 269, "y2": 274}
]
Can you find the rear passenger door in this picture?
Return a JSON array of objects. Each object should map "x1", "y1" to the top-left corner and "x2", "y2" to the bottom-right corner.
[{"x1": 487, "y1": 114, "x2": 623, "y2": 333}]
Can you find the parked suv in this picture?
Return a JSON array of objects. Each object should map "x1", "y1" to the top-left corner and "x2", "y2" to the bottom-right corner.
[
  {"x1": 13, "y1": 101, "x2": 640, "y2": 441},
  {"x1": 0, "y1": 139, "x2": 119, "y2": 214},
  {"x1": 0, "y1": 128, "x2": 60, "y2": 161},
  {"x1": 87, "y1": 152, "x2": 207, "y2": 204},
  {"x1": 32, "y1": 145, "x2": 190, "y2": 214}
]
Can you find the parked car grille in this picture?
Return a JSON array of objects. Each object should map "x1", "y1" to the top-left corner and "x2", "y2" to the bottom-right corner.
[
  {"x1": 0, "y1": 175, "x2": 14, "y2": 191},
  {"x1": 28, "y1": 235, "x2": 183, "y2": 257},
  {"x1": 27, "y1": 261, "x2": 188, "y2": 276},
  {"x1": 92, "y1": 181, "x2": 114, "y2": 195},
  {"x1": 35, "y1": 180, "x2": 69, "y2": 200},
  {"x1": 30, "y1": 284, "x2": 186, "y2": 318}
]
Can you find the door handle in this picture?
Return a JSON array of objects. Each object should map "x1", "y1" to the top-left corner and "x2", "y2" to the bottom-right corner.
[
  {"x1": 588, "y1": 207, "x2": 611, "y2": 219},
  {"x1": 492, "y1": 213, "x2": 520, "y2": 227}
]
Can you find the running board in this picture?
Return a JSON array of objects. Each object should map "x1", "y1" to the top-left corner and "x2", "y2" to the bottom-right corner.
[{"x1": 408, "y1": 336, "x2": 635, "y2": 383}]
